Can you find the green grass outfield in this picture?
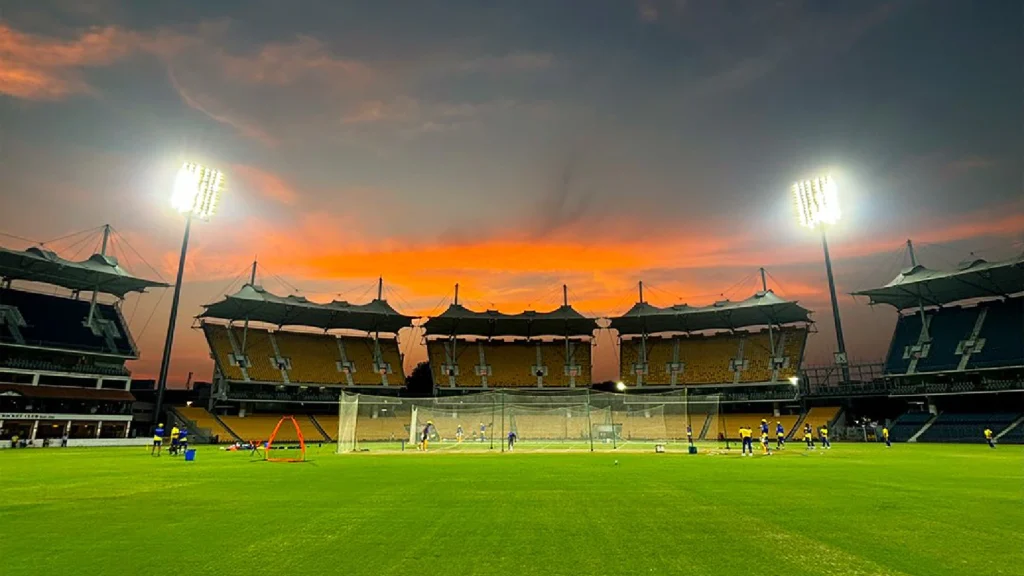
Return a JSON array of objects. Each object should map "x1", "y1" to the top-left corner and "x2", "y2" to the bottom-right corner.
[{"x1": 1, "y1": 443, "x2": 1020, "y2": 576}]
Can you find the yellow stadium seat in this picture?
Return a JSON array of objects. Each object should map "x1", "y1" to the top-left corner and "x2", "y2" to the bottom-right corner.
[
  {"x1": 275, "y1": 331, "x2": 345, "y2": 385},
  {"x1": 483, "y1": 341, "x2": 539, "y2": 387},
  {"x1": 801, "y1": 407, "x2": 840, "y2": 436},
  {"x1": 219, "y1": 414, "x2": 328, "y2": 443},
  {"x1": 175, "y1": 406, "x2": 236, "y2": 442}
]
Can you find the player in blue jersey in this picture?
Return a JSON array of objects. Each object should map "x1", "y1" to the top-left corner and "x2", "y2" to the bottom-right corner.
[
  {"x1": 775, "y1": 421, "x2": 786, "y2": 449},
  {"x1": 507, "y1": 429, "x2": 517, "y2": 452},
  {"x1": 179, "y1": 427, "x2": 189, "y2": 454},
  {"x1": 420, "y1": 421, "x2": 434, "y2": 451},
  {"x1": 686, "y1": 424, "x2": 693, "y2": 446},
  {"x1": 803, "y1": 423, "x2": 815, "y2": 449},
  {"x1": 151, "y1": 423, "x2": 164, "y2": 456},
  {"x1": 479, "y1": 422, "x2": 487, "y2": 442},
  {"x1": 455, "y1": 424, "x2": 464, "y2": 444}
]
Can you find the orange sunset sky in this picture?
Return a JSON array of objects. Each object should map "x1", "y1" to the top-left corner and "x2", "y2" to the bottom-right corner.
[{"x1": 1, "y1": 1, "x2": 1021, "y2": 385}]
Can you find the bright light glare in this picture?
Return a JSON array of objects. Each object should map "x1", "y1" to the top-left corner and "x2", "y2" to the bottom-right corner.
[
  {"x1": 172, "y1": 162, "x2": 224, "y2": 219},
  {"x1": 788, "y1": 376, "x2": 799, "y2": 385},
  {"x1": 616, "y1": 381, "x2": 627, "y2": 391},
  {"x1": 793, "y1": 175, "x2": 840, "y2": 228}
]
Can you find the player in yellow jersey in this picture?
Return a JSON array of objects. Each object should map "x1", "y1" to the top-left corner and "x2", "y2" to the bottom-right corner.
[
  {"x1": 882, "y1": 427, "x2": 890, "y2": 447},
  {"x1": 820, "y1": 425, "x2": 831, "y2": 450},
  {"x1": 169, "y1": 425, "x2": 180, "y2": 456},
  {"x1": 984, "y1": 428, "x2": 995, "y2": 448},
  {"x1": 739, "y1": 426, "x2": 753, "y2": 456},
  {"x1": 760, "y1": 430, "x2": 772, "y2": 455},
  {"x1": 803, "y1": 423, "x2": 814, "y2": 449}
]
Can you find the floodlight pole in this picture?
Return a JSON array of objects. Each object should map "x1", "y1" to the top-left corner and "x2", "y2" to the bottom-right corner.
[
  {"x1": 820, "y1": 228, "x2": 850, "y2": 384},
  {"x1": 154, "y1": 213, "x2": 194, "y2": 424}
]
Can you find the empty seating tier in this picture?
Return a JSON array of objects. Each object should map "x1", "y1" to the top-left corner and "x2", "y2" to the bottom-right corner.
[
  {"x1": 885, "y1": 297, "x2": 1024, "y2": 375},
  {"x1": 918, "y1": 413, "x2": 1021, "y2": 443},
  {"x1": 0, "y1": 288, "x2": 134, "y2": 356},
  {"x1": 800, "y1": 407, "x2": 840, "y2": 435},
  {"x1": 202, "y1": 323, "x2": 404, "y2": 386},
  {"x1": 428, "y1": 339, "x2": 593, "y2": 388},
  {"x1": 219, "y1": 415, "x2": 328, "y2": 443},
  {"x1": 175, "y1": 406, "x2": 236, "y2": 442},
  {"x1": 619, "y1": 327, "x2": 808, "y2": 386},
  {"x1": 887, "y1": 412, "x2": 933, "y2": 442}
]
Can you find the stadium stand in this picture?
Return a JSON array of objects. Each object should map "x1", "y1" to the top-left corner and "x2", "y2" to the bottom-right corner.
[
  {"x1": 0, "y1": 288, "x2": 136, "y2": 356},
  {"x1": 619, "y1": 410, "x2": 669, "y2": 440},
  {"x1": 428, "y1": 339, "x2": 481, "y2": 387},
  {"x1": 219, "y1": 414, "x2": 328, "y2": 443},
  {"x1": 884, "y1": 313, "x2": 922, "y2": 375},
  {"x1": 680, "y1": 335, "x2": 738, "y2": 385},
  {"x1": 969, "y1": 297, "x2": 1024, "y2": 369},
  {"x1": 274, "y1": 331, "x2": 341, "y2": 384},
  {"x1": 422, "y1": 298, "x2": 597, "y2": 389},
  {"x1": 429, "y1": 338, "x2": 592, "y2": 388},
  {"x1": 997, "y1": 420, "x2": 1024, "y2": 444},
  {"x1": 202, "y1": 324, "x2": 405, "y2": 387},
  {"x1": 484, "y1": 341, "x2": 542, "y2": 387},
  {"x1": 174, "y1": 406, "x2": 237, "y2": 442},
  {"x1": 620, "y1": 327, "x2": 808, "y2": 386},
  {"x1": 917, "y1": 413, "x2": 1021, "y2": 443},
  {"x1": 352, "y1": 413, "x2": 409, "y2": 442},
  {"x1": 800, "y1": 406, "x2": 841, "y2": 434},
  {"x1": 711, "y1": 414, "x2": 800, "y2": 441},
  {"x1": 887, "y1": 412, "x2": 934, "y2": 442},
  {"x1": 0, "y1": 236, "x2": 166, "y2": 443},
  {"x1": 544, "y1": 340, "x2": 592, "y2": 387}
]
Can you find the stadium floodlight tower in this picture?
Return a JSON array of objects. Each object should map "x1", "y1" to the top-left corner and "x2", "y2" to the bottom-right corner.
[
  {"x1": 154, "y1": 162, "x2": 225, "y2": 422},
  {"x1": 793, "y1": 175, "x2": 850, "y2": 384}
]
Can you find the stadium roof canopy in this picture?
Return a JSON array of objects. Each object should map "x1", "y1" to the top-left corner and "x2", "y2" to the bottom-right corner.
[
  {"x1": 0, "y1": 246, "x2": 169, "y2": 298},
  {"x1": 851, "y1": 256, "x2": 1024, "y2": 310},
  {"x1": 199, "y1": 284, "x2": 414, "y2": 333},
  {"x1": 609, "y1": 290, "x2": 812, "y2": 336},
  {"x1": 422, "y1": 304, "x2": 598, "y2": 337}
]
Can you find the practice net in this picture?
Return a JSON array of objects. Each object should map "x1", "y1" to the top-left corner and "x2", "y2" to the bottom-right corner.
[{"x1": 336, "y1": 390, "x2": 721, "y2": 453}]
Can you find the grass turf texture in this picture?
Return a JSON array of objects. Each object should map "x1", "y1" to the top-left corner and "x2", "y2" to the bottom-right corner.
[{"x1": 1, "y1": 444, "x2": 1020, "y2": 576}]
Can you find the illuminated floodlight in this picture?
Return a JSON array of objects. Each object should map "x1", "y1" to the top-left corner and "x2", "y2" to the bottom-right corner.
[
  {"x1": 793, "y1": 175, "x2": 840, "y2": 228},
  {"x1": 788, "y1": 376, "x2": 799, "y2": 386},
  {"x1": 616, "y1": 381, "x2": 627, "y2": 391},
  {"x1": 172, "y1": 162, "x2": 224, "y2": 219}
]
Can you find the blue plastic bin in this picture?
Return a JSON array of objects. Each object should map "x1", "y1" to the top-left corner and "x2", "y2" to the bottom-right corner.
[{"x1": 184, "y1": 449, "x2": 197, "y2": 462}]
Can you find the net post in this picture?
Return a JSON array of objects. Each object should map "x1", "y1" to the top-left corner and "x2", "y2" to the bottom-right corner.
[
  {"x1": 611, "y1": 392, "x2": 617, "y2": 450},
  {"x1": 586, "y1": 389, "x2": 594, "y2": 452},
  {"x1": 490, "y1": 393, "x2": 495, "y2": 450},
  {"x1": 500, "y1": 391, "x2": 505, "y2": 453}
]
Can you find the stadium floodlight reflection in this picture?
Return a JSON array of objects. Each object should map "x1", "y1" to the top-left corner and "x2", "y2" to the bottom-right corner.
[
  {"x1": 154, "y1": 162, "x2": 225, "y2": 422},
  {"x1": 616, "y1": 381, "x2": 627, "y2": 392},
  {"x1": 793, "y1": 175, "x2": 849, "y2": 383}
]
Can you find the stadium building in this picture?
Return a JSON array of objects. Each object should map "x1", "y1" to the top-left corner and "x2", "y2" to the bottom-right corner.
[
  {"x1": 178, "y1": 277, "x2": 413, "y2": 444},
  {"x1": 422, "y1": 285, "x2": 597, "y2": 389},
  {"x1": 840, "y1": 253, "x2": 1024, "y2": 443},
  {"x1": 0, "y1": 230, "x2": 167, "y2": 445}
]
